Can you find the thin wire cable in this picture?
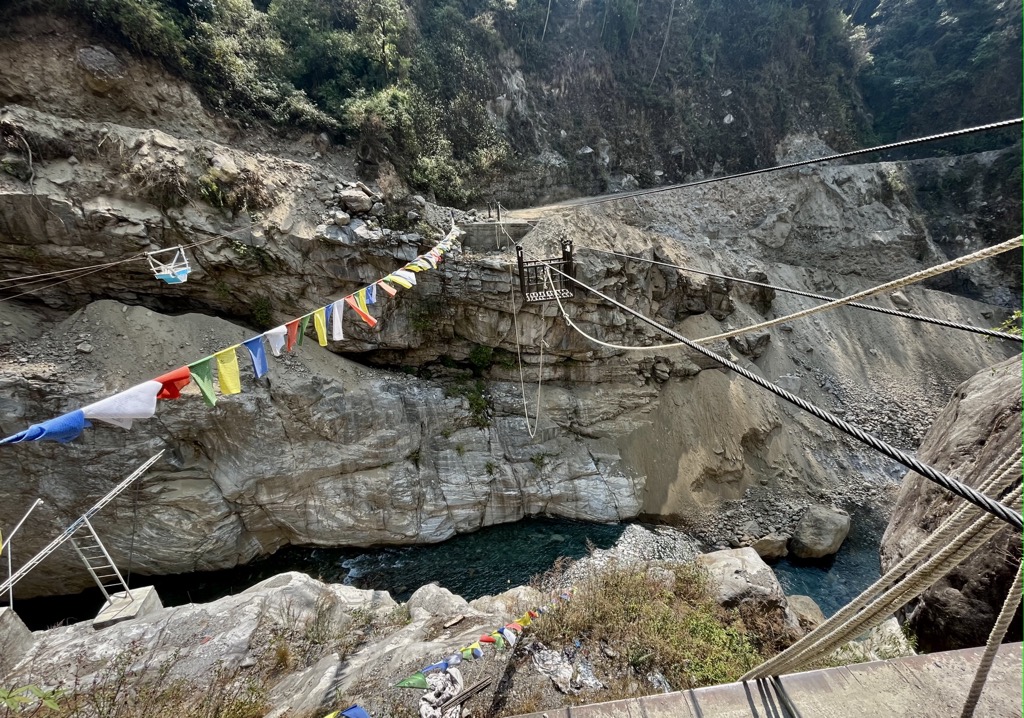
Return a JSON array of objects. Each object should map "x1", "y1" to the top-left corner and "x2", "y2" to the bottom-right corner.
[
  {"x1": 508, "y1": 265, "x2": 545, "y2": 438},
  {"x1": 0, "y1": 257, "x2": 146, "y2": 285},
  {"x1": 0, "y1": 224, "x2": 253, "y2": 302},
  {"x1": 545, "y1": 118, "x2": 1023, "y2": 209},
  {"x1": 541, "y1": 263, "x2": 1024, "y2": 530},
  {"x1": 960, "y1": 558, "x2": 1024, "y2": 717},
  {"x1": 545, "y1": 236, "x2": 1022, "y2": 351},
  {"x1": 585, "y1": 247, "x2": 1023, "y2": 343}
]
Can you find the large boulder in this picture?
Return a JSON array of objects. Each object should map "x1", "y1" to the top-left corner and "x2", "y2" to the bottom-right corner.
[
  {"x1": 751, "y1": 533, "x2": 789, "y2": 560},
  {"x1": 787, "y1": 595, "x2": 826, "y2": 630},
  {"x1": 788, "y1": 505, "x2": 851, "y2": 559},
  {"x1": 695, "y1": 547, "x2": 787, "y2": 610},
  {"x1": 880, "y1": 356, "x2": 1022, "y2": 652}
]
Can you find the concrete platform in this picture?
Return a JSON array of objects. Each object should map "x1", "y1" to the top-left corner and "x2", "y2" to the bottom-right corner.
[
  {"x1": 459, "y1": 221, "x2": 534, "y2": 252},
  {"x1": 93, "y1": 586, "x2": 163, "y2": 630},
  {"x1": 513, "y1": 642, "x2": 1024, "y2": 718}
]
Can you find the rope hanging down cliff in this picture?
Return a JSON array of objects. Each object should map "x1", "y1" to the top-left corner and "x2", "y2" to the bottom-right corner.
[
  {"x1": 584, "y1": 246, "x2": 1023, "y2": 343},
  {"x1": 507, "y1": 265, "x2": 546, "y2": 439},
  {"x1": 539, "y1": 263, "x2": 1024, "y2": 530},
  {"x1": 548, "y1": 236, "x2": 1022, "y2": 352}
]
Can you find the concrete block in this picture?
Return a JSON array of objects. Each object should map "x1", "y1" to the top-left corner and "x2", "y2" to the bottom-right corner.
[
  {"x1": 0, "y1": 607, "x2": 35, "y2": 673},
  {"x1": 93, "y1": 586, "x2": 163, "y2": 630}
]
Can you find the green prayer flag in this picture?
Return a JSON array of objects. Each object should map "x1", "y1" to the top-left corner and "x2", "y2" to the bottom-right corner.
[
  {"x1": 188, "y1": 357, "x2": 217, "y2": 407},
  {"x1": 298, "y1": 314, "x2": 312, "y2": 346},
  {"x1": 493, "y1": 633, "x2": 505, "y2": 650},
  {"x1": 395, "y1": 673, "x2": 429, "y2": 689}
]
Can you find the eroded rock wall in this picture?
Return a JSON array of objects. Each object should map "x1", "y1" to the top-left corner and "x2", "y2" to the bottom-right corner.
[{"x1": 880, "y1": 355, "x2": 1022, "y2": 652}]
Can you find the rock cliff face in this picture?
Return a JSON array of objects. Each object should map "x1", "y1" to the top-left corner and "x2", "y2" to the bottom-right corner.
[
  {"x1": 880, "y1": 355, "x2": 1022, "y2": 652},
  {"x1": 0, "y1": 21, "x2": 1019, "y2": 598}
]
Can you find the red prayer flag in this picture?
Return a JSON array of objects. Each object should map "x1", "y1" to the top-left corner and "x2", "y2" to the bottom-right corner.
[
  {"x1": 155, "y1": 366, "x2": 191, "y2": 400},
  {"x1": 377, "y1": 280, "x2": 398, "y2": 297},
  {"x1": 344, "y1": 295, "x2": 378, "y2": 328},
  {"x1": 479, "y1": 634, "x2": 495, "y2": 643},
  {"x1": 285, "y1": 319, "x2": 300, "y2": 351}
]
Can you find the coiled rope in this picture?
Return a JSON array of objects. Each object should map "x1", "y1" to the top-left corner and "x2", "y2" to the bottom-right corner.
[
  {"x1": 541, "y1": 262, "x2": 1024, "y2": 530},
  {"x1": 584, "y1": 246, "x2": 1022, "y2": 343}
]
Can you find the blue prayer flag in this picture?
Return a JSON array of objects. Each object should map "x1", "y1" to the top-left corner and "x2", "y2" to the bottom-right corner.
[
  {"x1": 242, "y1": 337, "x2": 269, "y2": 379},
  {"x1": 0, "y1": 410, "x2": 90, "y2": 445}
]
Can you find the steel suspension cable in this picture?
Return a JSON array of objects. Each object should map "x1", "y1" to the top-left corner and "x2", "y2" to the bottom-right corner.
[
  {"x1": 540, "y1": 262, "x2": 1023, "y2": 530},
  {"x1": 584, "y1": 247, "x2": 1023, "y2": 343},
  {"x1": 555, "y1": 118, "x2": 1023, "y2": 208}
]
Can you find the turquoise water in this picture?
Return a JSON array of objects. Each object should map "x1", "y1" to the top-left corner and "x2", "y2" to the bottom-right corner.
[
  {"x1": 770, "y1": 505, "x2": 885, "y2": 616},
  {"x1": 14, "y1": 512, "x2": 883, "y2": 629}
]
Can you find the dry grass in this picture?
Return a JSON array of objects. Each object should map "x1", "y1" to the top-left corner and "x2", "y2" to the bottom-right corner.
[{"x1": 532, "y1": 561, "x2": 784, "y2": 693}]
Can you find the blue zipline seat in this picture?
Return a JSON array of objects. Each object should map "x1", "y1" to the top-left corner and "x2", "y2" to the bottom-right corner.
[{"x1": 147, "y1": 246, "x2": 192, "y2": 284}]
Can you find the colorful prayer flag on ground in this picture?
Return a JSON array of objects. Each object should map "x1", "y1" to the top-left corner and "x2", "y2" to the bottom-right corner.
[{"x1": 395, "y1": 673, "x2": 429, "y2": 689}]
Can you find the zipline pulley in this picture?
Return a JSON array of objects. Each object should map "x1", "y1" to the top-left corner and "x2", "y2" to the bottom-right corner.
[
  {"x1": 517, "y1": 239, "x2": 574, "y2": 303},
  {"x1": 146, "y1": 246, "x2": 192, "y2": 284}
]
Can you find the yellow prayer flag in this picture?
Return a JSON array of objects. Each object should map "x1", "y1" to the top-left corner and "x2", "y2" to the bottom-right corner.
[
  {"x1": 517, "y1": 613, "x2": 532, "y2": 626},
  {"x1": 313, "y1": 307, "x2": 328, "y2": 347},
  {"x1": 385, "y1": 274, "x2": 413, "y2": 289},
  {"x1": 355, "y1": 288, "x2": 369, "y2": 314},
  {"x1": 215, "y1": 347, "x2": 242, "y2": 395}
]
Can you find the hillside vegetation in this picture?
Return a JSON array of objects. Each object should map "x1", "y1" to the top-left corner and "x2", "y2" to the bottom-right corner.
[{"x1": 4, "y1": 0, "x2": 1021, "y2": 204}]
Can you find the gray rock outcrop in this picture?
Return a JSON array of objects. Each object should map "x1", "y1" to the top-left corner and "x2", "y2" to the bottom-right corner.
[
  {"x1": 695, "y1": 547, "x2": 787, "y2": 610},
  {"x1": 751, "y1": 533, "x2": 789, "y2": 560},
  {"x1": 0, "y1": 300, "x2": 642, "y2": 598},
  {"x1": 880, "y1": 355, "x2": 1023, "y2": 652},
  {"x1": 787, "y1": 595, "x2": 826, "y2": 630},
  {"x1": 0, "y1": 90, "x2": 1017, "y2": 600},
  {"x1": 788, "y1": 506, "x2": 851, "y2": 559}
]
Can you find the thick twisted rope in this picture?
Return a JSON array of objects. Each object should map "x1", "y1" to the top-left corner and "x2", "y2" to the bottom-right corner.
[
  {"x1": 746, "y1": 483, "x2": 1022, "y2": 678},
  {"x1": 960, "y1": 559, "x2": 1023, "y2": 717},
  {"x1": 544, "y1": 263, "x2": 1024, "y2": 530},
  {"x1": 584, "y1": 247, "x2": 1022, "y2": 343},
  {"x1": 556, "y1": 236, "x2": 1021, "y2": 351},
  {"x1": 743, "y1": 450, "x2": 1021, "y2": 677}
]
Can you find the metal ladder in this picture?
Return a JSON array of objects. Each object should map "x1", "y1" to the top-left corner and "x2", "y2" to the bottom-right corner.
[
  {"x1": 70, "y1": 517, "x2": 131, "y2": 601},
  {"x1": 0, "y1": 451, "x2": 164, "y2": 599}
]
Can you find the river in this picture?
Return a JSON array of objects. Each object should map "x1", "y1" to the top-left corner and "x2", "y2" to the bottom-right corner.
[{"x1": 12, "y1": 512, "x2": 883, "y2": 631}]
